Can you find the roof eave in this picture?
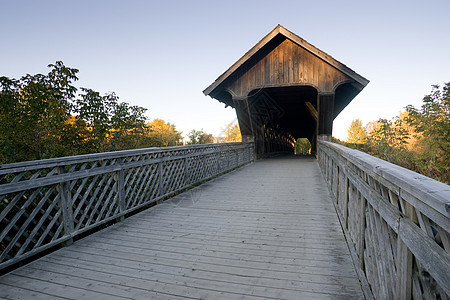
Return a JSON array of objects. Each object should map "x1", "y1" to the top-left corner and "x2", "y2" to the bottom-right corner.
[{"x1": 203, "y1": 25, "x2": 284, "y2": 96}]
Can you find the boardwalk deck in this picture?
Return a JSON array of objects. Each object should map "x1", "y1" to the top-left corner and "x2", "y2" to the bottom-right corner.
[{"x1": 0, "y1": 156, "x2": 365, "y2": 299}]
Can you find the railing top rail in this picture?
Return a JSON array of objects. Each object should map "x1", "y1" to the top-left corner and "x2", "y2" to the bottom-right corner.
[
  {"x1": 0, "y1": 142, "x2": 252, "y2": 174},
  {"x1": 319, "y1": 141, "x2": 450, "y2": 217}
]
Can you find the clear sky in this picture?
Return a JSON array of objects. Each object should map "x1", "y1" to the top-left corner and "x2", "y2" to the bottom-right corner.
[{"x1": 1, "y1": 0, "x2": 449, "y2": 140}]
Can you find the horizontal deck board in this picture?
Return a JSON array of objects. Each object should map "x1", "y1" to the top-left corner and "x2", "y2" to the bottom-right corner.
[{"x1": 0, "y1": 156, "x2": 364, "y2": 299}]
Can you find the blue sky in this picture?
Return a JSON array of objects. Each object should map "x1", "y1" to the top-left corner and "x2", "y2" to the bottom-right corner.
[{"x1": 1, "y1": 0, "x2": 449, "y2": 140}]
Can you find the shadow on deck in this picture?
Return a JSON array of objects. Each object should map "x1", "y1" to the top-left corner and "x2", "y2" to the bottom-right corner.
[{"x1": 0, "y1": 156, "x2": 365, "y2": 299}]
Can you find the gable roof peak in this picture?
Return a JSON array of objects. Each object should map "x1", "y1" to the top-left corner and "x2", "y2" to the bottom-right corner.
[{"x1": 203, "y1": 25, "x2": 369, "y2": 96}]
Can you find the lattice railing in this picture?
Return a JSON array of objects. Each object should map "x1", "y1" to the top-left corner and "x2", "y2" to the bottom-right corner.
[
  {"x1": 318, "y1": 141, "x2": 449, "y2": 300},
  {"x1": 0, "y1": 142, "x2": 254, "y2": 271}
]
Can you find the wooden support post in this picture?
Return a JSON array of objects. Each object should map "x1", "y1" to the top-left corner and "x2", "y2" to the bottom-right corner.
[
  {"x1": 343, "y1": 176, "x2": 349, "y2": 228},
  {"x1": 396, "y1": 195, "x2": 414, "y2": 299},
  {"x1": 158, "y1": 161, "x2": 165, "y2": 197},
  {"x1": 233, "y1": 97, "x2": 254, "y2": 144},
  {"x1": 396, "y1": 236, "x2": 413, "y2": 300},
  {"x1": 58, "y1": 167, "x2": 74, "y2": 245},
  {"x1": 117, "y1": 169, "x2": 125, "y2": 221},
  {"x1": 184, "y1": 157, "x2": 190, "y2": 185},
  {"x1": 203, "y1": 152, "x2": 207, "y2": 179},
  {"x1": 318, "y1": 93, "x2": 335, "y2": 141},
  {"x1": 311, "y1": 128, "x2": 318, "y2": 156},
  {"x1": 217, "y1": 151, "x2": 221, "y2": 173},
  {"x1": 358, "y1": 192, "x2": 367, "y2": 269}
]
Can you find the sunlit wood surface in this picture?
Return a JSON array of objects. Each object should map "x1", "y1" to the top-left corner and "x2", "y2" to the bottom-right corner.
[{"x1": 0, "y1": 156, "x2": 364, "y2": 299}]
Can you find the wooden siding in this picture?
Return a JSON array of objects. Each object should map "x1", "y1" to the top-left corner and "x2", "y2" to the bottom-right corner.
[
  {"x1": 0, "y1": 156, "x2": 366, "y2": 299},
  {"x1": 228, "y1": 38, "x2": 350, "y2": 97}
]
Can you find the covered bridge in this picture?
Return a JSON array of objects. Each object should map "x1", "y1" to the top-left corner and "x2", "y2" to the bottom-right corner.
[{"x1": 203, "y1": 25, "x2": 369, "y2": 157}]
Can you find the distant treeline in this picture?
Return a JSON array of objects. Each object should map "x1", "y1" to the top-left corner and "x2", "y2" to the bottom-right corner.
[{"x1": 339, "y1": 82, "x2": 449, "y2": 184}]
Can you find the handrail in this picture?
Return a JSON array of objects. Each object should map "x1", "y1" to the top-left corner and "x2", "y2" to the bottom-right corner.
[
  {"x1": 0, "y1": 142, "x2": 254, "y2": 271},
  {"x1": 318, "y1": 141, "x2": 449, "y2": 300}
]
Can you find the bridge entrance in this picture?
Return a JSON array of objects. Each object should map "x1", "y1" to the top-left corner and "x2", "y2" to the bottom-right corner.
[
  {"x1": 246, "y1": 85, "x2": 318, "y2": 157},
  {"x1": 204, "y1": 25, "x2": 369, "y2": 157}
]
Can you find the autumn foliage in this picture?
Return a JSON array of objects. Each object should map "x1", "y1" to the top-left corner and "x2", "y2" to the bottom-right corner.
[{"x1": 342, "y1": 83, "x2": 449, "y2": 184}]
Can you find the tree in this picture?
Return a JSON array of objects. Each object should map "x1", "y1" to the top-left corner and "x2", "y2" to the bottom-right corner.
[
  {"x1": 347, "y1": 119, "x2": 368, "y2": 145},
  {"x1": 224, "y1": 122, "x2": 241, "y2": 142},
  {"x1": 0, "y1": 62, "x2": 79, "y2": 162},
  {"x1": 147, "y1": 119, "x2": 183, "y2": 147},
  {"x1": 335, "y1": 83, "x2": 449, "y2": 184},
  {"x1": 110, "y1": 100, "x2": 149, "y2": 150},
  {"x1": 74, "y1": 88, "x2": 113, "y2": 152},
  {"x1": 186, "y1": 129, "x2": 214, "y2": 145},
  {"x1": 369, "y1": 119, "x2": 395, "y2": 161},
  {"x1": 294, "y1": 138, "x2": 311, "y2": 155},
  {"x1": 0, "y1": 62, "x2": 152, "y2": 164},
  {"x1": 406, "y1": 83, "x2": 450, "y2": 183}
]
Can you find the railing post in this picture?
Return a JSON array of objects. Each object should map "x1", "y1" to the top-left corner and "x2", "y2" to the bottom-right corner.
[
  {"x1": 227, "y1": 148, "x2": 231, "y2": 171},
  {"x1": 216, "y1": 149, "x2": 221, "y2": 174},
  {"x1": 58, "y1": 167, "x2": 74, "y2": 245},
  {"x1": 358, "y1": 192, "x2": 366, "y2": 269},
  {"x1": 202, "y1": 151, "x2": 207, "y2": 179},
  {"x1": 343, "y1": 176, "x2": 349, "y2": 228},
  {"x1": 158, "y1": 161, "x2": 165, "y2": 197},
  {"x1": 396, "y1": 236, "x2": 413, "y2": 300},
  {"x1": 184, "y1": 156, "x2": 189, "y2": 185},
  {"x1": 396, "y1": 199, "x2": 414, "y2": 300},
  {"x1": 117, "y1": 169, "x2": 125, "y2": 221}
]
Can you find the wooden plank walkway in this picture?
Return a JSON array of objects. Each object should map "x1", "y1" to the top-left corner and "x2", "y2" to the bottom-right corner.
[{"x1": 0, "y1": 156, "x2": 365, "y2": 300}]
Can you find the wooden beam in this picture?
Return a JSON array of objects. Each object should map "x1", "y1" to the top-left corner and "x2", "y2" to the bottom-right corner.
[
  {"x1": 305, "y1": 102, "x2": 318, "y2": 123},
  {"x1": 232, "y1": 98, "x2": 253, "y2": 138}
]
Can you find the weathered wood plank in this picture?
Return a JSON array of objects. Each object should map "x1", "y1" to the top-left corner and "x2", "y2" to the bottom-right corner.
[{"x1": 37, "y1": 252, "x2": 362, "y2": 298}]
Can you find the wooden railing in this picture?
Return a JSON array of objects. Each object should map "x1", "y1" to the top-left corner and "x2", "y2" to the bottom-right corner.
[
  {"x1": 0, "y1": 142, "x2": 254, "y2": 271},
  {"x1": 318, "y1": 141, "x2": 449, "y2": 300}
]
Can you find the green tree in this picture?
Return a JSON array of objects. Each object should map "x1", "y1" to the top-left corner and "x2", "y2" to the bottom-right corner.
[
  {"x1": 147, "y1": 118, "x2": 183, "y2": 147},
  {"x1": 187, "y1": 129, "x2": 214, "y2": 145},
  {"x1": 369, "y1": 119, "x2": 396, "y2": 162},
  {"x1": 0, "y1": 62, "x2": 152, "y2": 164},
  {"x1": 224, "y1": 122, "x2": 241, "y2": 142},
  {"x1": 110, "y1": 100, "x2": 149, "y2": 150},
  {"x1": 406, "y1": 83, "x2": 450, "y2": 183},
  {"x1": 335, "y1": 83, "x2": 449, "y2": 184},
  {"x1": 0, "y1": 62, "x2": 79, "y2": 162},
  {"x1": 294, "y1": 138, "x2": 311, "y2": 155},
  {"x1": 347, "y1": 119, "x2": 368, "y2": 144},
  {"x1": 75, "y1": 88, "x2": 112, "y2": 152}
]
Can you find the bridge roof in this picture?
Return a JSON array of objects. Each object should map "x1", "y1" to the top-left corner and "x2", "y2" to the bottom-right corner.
[{"x1": 203, "y1": 24, "x2": 369, "y2": 97}]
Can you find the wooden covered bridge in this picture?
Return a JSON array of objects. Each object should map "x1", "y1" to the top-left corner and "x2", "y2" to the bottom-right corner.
[
  {"x1": 203, "y1": 25, "x2": 369, "y2": 157},
  {"x1": 0, "y1": 26, "x2": 449, "y2": 300}
]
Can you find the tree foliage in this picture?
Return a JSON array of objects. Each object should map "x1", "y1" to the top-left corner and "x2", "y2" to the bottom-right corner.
[
  {"x1": 347, "y1": 119, "x2": 368, "y2": 145},
  {"x1": 294, "y1": 138, "x2": 311, "y2": 155},
  {"x1": 224, "y1": 122, "x2": 241, "y2": 142},
  {"x1": 405, "y1": 83, "x2": 450, "y2": 182},
  {"x1": 0, "y1": 62, "x2": 79, "y2": 162},
  {"x1": 147, "y1": 118, "x2": 183, "y2": 147},
  {"x1": 340, "y1": 83, "x2": 449, "y2": 184},
  {"x1": 186, "y1": 129, "x2": 213, "y2": 145},
  {"x1": 0, "y1": 62, "x2": 182, "y2": 164}
]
